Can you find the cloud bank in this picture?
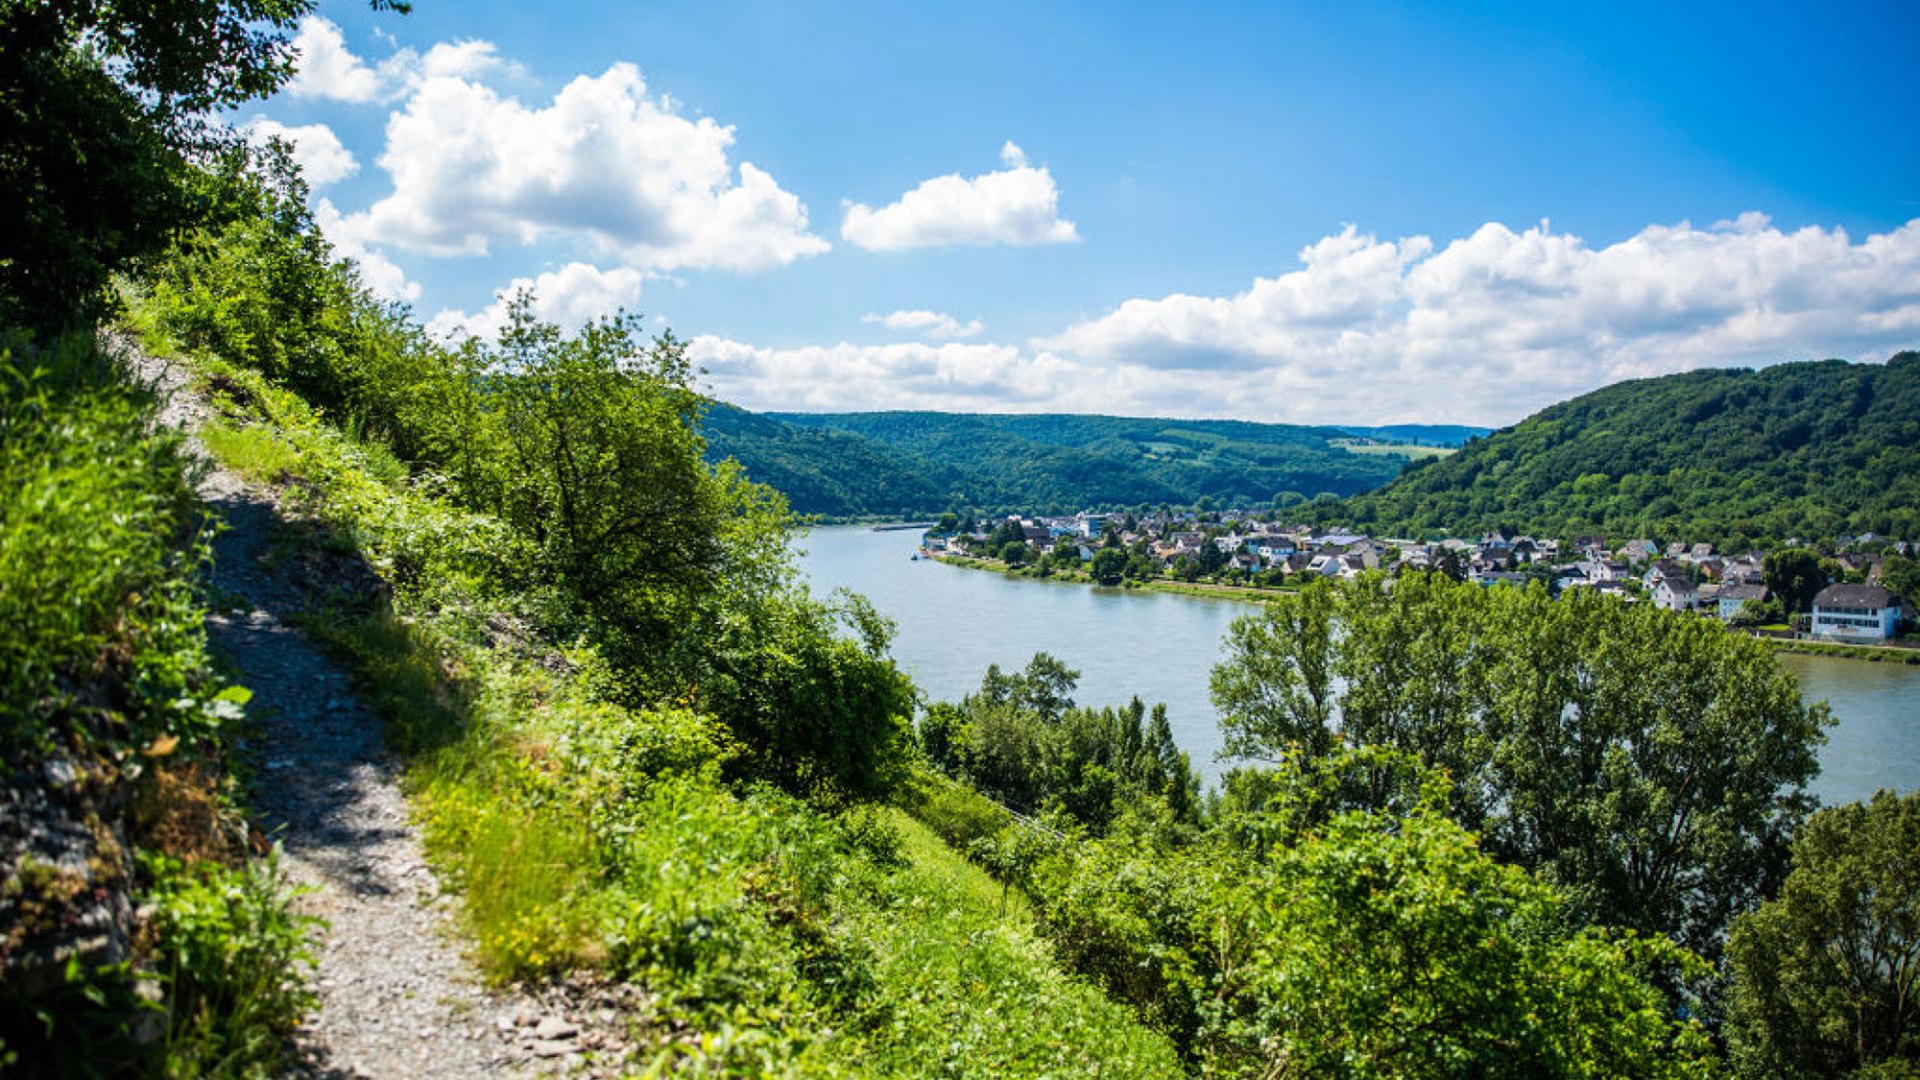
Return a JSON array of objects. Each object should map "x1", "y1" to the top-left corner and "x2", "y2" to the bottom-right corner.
[{"x1": 705, "y1": 215, "x2": 1920, "y2": 424}]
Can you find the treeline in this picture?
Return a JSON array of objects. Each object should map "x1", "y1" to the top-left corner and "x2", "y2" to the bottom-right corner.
[
  {"x1": 703, "y1": 409, "x2": 1419, "y2": 518},
  {"x1": 910, "y1": 575, "x2": 1919, "y2": 1076},
  {"x1": 1316, "y1": 356, "x2": 1920, "y2": 546}
]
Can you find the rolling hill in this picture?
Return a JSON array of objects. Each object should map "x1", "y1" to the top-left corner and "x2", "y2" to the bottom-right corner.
[
  {"x1": 1317, "y1": 352, "x2": 1920, "y2": 545},
  {"x1": 700, "y1": 409, "x2": 1485, "y2": 519}
]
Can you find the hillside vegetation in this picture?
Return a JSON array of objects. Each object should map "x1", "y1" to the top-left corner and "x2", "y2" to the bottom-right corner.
[
  {"x1": 703, "y1": 410, "x2": 1471, "y2": 518},
  {"x1": 8, "y1": 3, "x2": 1918, "y2": 1077},
  {"x1": 1319, "y1": 355, "x2": 1920, "y2": 545}
]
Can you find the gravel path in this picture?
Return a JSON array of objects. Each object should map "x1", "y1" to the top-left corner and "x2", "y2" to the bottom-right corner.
[{"x1": 130, "y1": 352, "x2": 636, "y2": 1078}]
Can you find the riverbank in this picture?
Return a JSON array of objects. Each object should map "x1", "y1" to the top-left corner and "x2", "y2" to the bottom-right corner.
[
  {"x1": 934, "y1": 552, "x2": 1920, "y2": 663},
  {"x1": 1766, "y1": 637, "x2": 1920, "y2": 665},
  {"x1": 931, "y1": 552, "x2": 1284, "y2": 603}
]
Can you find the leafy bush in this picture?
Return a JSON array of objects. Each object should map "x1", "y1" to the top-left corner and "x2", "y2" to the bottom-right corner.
[
  {"x1": 0, "y1": 336, "x2": 215, "y2": 758},
  {"x1": 1024, "y1": 751, "x2": 1717, "y2": 1077},
  {"x1": 144, "y1": 851, "x2": 318, "y2": 1079}
]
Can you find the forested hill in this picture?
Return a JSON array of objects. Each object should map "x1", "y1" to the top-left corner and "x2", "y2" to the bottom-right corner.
[
  {"x1": 702, "y1": 409, "x2": 1484, "y2": 518},
  {"x1": 1317, "y1": 353, "x2": 1920, "y2": 545}
]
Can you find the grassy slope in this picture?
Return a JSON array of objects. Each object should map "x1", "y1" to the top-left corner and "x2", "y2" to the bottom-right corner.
[{"x1": 165, "y1": 342, "x2": 1180, "y2": 1077}]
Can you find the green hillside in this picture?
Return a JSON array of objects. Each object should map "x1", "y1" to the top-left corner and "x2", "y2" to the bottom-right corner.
[
  {"x1": 1320, "y1": 353, "x2": 1920, "y2": 544},
  {"x1": 705, "y1": 410, "x2": 1447, "y2": 517},
  {"x1": 699, "y1": 404, "x2": 959, "y2": 519}
]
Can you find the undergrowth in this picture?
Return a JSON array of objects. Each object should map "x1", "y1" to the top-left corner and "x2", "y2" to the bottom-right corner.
[
  {"x1": 165, "y1": 343, "x2": 1181, "y2": 1075},
  {"x1": 0, "y1": 331, "x2": 315, "y2": 1078}
]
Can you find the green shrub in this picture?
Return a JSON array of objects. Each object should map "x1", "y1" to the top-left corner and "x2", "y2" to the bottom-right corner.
[
  {"x1": 0, "y1": 337, "x2": 215, "y2": 758},
  {"x1": 144, "y1": 851, "x2": 318, "y2": 1079}
]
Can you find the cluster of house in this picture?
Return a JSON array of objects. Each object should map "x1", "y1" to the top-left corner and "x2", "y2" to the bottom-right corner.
[{"x1": 930, "y1": 513, "x2": 1915, "y2": 644}]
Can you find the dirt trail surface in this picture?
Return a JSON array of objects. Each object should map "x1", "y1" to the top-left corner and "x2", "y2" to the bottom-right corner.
[{"x1": 132, "y1": 352, "x2": 636, "y2": 1078}]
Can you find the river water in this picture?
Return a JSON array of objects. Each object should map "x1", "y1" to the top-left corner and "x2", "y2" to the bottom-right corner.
[{"x1": 797, "y1": 525, "x2": 1918, "y2": 806}]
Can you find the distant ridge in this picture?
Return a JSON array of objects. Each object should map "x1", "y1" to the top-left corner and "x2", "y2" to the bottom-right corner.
[
  {"x1": 1315, "y1": 352, "x2": 1920, "y2": 545},
  {"x1": 701, "y1": 409, "x2": 1488, "y2": 518}
]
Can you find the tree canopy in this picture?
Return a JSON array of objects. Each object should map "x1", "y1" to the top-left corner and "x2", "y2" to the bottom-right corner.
[
  {"x1": 0, "y1": 0, "x2": 403, "y2": 329},
  {"x1": 1210, "y1": 572, "x2": 1829, "y2": 958},
  {"x1": 1725, "y1": 789, "x2": 1920, "y2": 1078}
]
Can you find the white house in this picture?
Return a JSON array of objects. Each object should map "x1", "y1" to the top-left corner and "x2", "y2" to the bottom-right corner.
[
  {"x1": 1809, "y1": 584, "x2": 1902, "y2": 642},
  {"x1": 1650, "y1": 573, "x2": 1698, "y2": 613}
]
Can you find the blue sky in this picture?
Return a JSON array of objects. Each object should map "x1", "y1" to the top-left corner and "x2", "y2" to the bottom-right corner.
[{"x1": 246, "y1": 0, "x2": 1920, "y2": 425}]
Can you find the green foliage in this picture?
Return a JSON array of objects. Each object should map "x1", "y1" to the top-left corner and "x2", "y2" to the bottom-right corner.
[
  {"x1": 1882, "y1": 553, "x2": 1920, "y2": 605},
  {"x1": 1725, "y1": 789, "x2": 1920, "y2": 1079},
  {"x1": 0, "y1": 0, "x2": 405, "y2": 329},
  {"x1": 143, "y1": 851, "x2": 318, "y2": 1079},
  {"x1": 1089, "y1": 546, "x2": 1129, "y2": 584},
  {"x1": 1765, "y1": 547, "x2": 1829, "y2": 615},
  {"x1": 695, "y1": 589, "x2": 916, "y2": 802},
  {"x1": 1210, "y1": 576, "x2": 1338, "y2": 762},
  {"x1": 924, "y1": 656, "x2": 1202, "y2": 831},
  {"x1": 1024, "y1": 751, "x2": 1716, "y2": 1077},
  {"x1": 0, "y1": 335, "x2": 222, "y2": 758},
  {"x1": 1317, "y1": 355, "x2": 1920, "y2": 545},
  {"x1": 1210, "y1": 573, "x2": 1828, "y2": 958},
  {"x1": 704, "y1": 409, "x2": 1415, "y2": 518}
]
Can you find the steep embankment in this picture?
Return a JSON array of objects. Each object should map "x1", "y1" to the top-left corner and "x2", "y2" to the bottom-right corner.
[
  {"x1": 704, "y1": 409, "x2": 1456, "y2": 517},
  {"x1": 138, "y1": 352, "x2": 624, "y2": 1076},
  {"x1": 1321, "y1": 353, "x2": 1920, "y2": 543}
]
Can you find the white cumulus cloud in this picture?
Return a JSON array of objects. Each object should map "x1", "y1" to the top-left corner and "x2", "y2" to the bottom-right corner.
[
  {"x1": 426, "y1": 262, "x2": 647, "y2": 342},
  {"x1": 348, "y1": 61, "x2": 827, "y2": 273},
  {"x1": 1038, "y1": 215, "x2": 1920, "y2": 423},
  {"x1": 861, "y1": 309, "x2": 984, "y2": 339},
  {"x1": 841, "y1": 142, "x2": 1079, "y2": 251},
  {"x1": 314, "y1": 199, "x2": 420, "y2": 304},
  {"x1": 690, "y1": 336, "x2": 1094, "y2": 413},
  {"x1": 240, "y1": 118, "x2": 358, "y2": 186},
  {"x1": 286, "y1": 16, "x2": 383, "y2": 102},
  {"x1": 288, "y1": 17, "x2": 514, "y2": 104}
]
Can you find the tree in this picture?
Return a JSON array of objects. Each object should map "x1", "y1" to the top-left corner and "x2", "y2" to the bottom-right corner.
[
  {"x1": 1209, "y1": 577, "x2": 1337, "y2": 762},
  {"x1": 1212, "y1": 773, "x2": 1715, "y2": 1078},
  {"x1": 1725, "y1": 789, "x2": 1920, "y2": 1078},
  {"x1": 998, "y1": 540, "x2": 1030, "y2": 566},
  {"x1": 1764, "y1": 548, "x2": 1827, "y2": 615},
  {"x1": 0, "y1": 0, "x2": 406, "y2": 329},
  {"x1": 1881, "y1": 553, "x2": 1920, "y2": 605},
  {"x1": 1209, "y1": 575, "x2": 1829, "y2": 958},
  {"x1": 1090, "y1": 547, "x2": 1128, "y2": 585},
  {"x1": 937, "y1": 511, "x2": 960, "y2": 533}
]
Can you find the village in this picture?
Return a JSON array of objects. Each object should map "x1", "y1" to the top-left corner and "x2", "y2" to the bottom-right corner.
[{"x1": 927, "y1": 510, "x2": 1919, "y2": 645}]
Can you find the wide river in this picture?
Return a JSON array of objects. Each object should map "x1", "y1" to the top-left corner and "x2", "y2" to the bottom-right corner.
[{"x1": 798, "y1": 525, "x2": 1918, "y2": 806}]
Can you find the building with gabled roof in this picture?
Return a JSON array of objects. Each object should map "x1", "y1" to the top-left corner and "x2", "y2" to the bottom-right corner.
[{"x1": 1809, "y1": 584, "x2": 1901, "y2": 642}]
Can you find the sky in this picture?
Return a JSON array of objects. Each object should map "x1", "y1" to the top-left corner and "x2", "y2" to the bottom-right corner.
[{"x1": 242, "y1": 0, "x2": 1920, "y2": 427}]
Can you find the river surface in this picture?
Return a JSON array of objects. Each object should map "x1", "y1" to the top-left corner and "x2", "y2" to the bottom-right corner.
[{"x1": 797, "y1": 525, "x2": 1918, "y2": 806}]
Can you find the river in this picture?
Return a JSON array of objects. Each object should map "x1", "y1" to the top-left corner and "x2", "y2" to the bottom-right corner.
[{"x1": 797, "y1": 525, "x2": 1919, "y2": 806}]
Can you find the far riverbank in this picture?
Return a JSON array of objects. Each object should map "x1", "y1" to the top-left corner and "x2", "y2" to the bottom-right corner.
[{"x1": 930, "y1": 547, "x2": 1920, "y2": 664}]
